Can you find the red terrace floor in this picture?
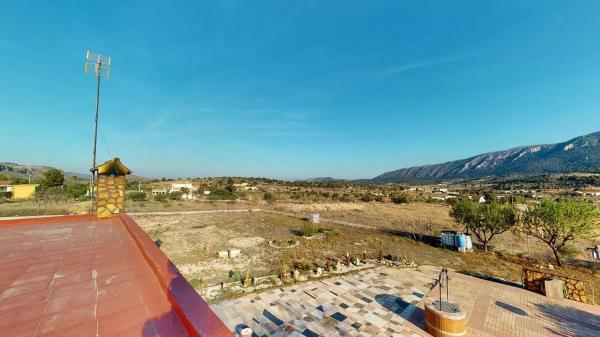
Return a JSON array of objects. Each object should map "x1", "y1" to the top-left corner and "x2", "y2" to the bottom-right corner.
[{"x1": 0, "y1": 215, "x2": 232, "y2": 337}]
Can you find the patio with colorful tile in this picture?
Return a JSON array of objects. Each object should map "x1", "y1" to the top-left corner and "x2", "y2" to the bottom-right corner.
[
  {"x1": 211, "y1": 266, "x2": 600, "y2": 337},
  {"x1": 211, "y1": 266, "x2": 440, "y2": 337}
]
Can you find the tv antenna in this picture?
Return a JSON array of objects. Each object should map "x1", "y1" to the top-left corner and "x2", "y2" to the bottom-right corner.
[{"x1": 84, "y1": 51, "x2": 111, "y2": 212}]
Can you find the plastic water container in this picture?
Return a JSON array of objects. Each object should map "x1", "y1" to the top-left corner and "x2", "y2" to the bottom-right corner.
[
  {"x1": 464, "y1": 235, "x2": 473, "y2": 250},
  {"x1": 455, "y1": 234, "x2": 467, "y2": 249},
  {"x1": 441, "y1": 231, "x2": 456, "y2": 247}
]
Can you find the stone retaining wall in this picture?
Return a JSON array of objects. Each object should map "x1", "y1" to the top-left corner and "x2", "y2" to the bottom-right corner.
[{"x1": 523, "y1": 267, "x2": 587, "y2": 303}]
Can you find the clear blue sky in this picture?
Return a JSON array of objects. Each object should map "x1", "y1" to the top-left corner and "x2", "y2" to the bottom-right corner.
[{"x1": 1, "y1": 1, "x2": 599, "y2": 179}]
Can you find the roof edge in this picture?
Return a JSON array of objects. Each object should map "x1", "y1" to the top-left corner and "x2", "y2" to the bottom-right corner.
[
  {"x1": 117, "y1": 214, "x2": 233, "y2": 337},
  {"x1": 0, "y1": 214, "x2": 96, "y2": 227}
]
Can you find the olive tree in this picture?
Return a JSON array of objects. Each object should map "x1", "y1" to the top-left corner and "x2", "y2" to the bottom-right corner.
[
  {"x1": 450, "y1": 199, "x2": 518, "y2": 252},
  {"x1": 523, "y1": 198, "x2": 599, "y2": 267},
  {"x1": 42, "y1": 168, "x2": 64, "y2": 187},
  {"x1": 450, "y1": 198, "x2": 478, "y2": 234}
]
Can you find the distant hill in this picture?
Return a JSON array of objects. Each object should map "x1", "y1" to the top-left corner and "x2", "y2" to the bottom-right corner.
[
  {"x1": 0, "y1": 162, "x2": 147, "y2": 182},
  {"x1": 301, "y1": 177, "x2": 340, "y2": 183},
  {"x1": 372, "y1": 131, "x2": 600, "y2": 183},
  {"x1": 0, "y1": 162, "x2": 54, "y2": 181}
]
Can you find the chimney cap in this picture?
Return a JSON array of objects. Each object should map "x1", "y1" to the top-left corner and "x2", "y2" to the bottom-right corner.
[{"x1": 91, "y1": 157, "x2": 132, "y2": 176}]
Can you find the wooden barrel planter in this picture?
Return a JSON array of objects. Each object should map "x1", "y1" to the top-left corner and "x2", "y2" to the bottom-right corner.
[{"x1": 425, "y1": 301, "x2": 466, "y2": 337}]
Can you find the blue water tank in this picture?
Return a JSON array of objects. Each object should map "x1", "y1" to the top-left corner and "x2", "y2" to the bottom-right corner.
[
  {"x1": 441, "y1": 231, "x2": 456, "y2": 247},
  {"x1": 456, "y1": 234, "x2": 467, "y2": 248}
]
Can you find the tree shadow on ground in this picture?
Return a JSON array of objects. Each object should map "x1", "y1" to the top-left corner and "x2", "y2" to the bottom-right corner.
[
  {"x1": 378, "y1": 228, "x2": 440, "y2": 246},
  {"x1": 495, "y1": 301, "x2": 527, "y2": 316},
  {"x1": 535, "y1": 302, "x2": 600, "y2": 336},
  {"x1": 375, "y1": 294, "x2": 425, "y2": 327}
]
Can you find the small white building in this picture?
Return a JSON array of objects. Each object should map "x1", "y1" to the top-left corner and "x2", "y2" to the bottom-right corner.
[
  {"x1": 170, "y1": 182, "x2": 198, "y2": 200},
  {"x1": 233, "y1": 182, "x2": 258, "y2": 191},
  {"x1": 170, "y1": 182, "x2": 198, "y2": 193},
  {"x1": 151, "y1": 188, "x2": 167, "y2": 196}
]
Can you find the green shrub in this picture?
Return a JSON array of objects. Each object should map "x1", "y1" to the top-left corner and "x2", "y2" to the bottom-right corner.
[
  {"x1": 361, "y1": 194, "x2": 373, "y2": 202},
  {"x1": 169, "y1": 191, "x2": 183, "y2": 200},
  {"x1": 229, "y1": 269, "x2": 242, "y2": 281},
  {"x1": 299, "y1": 221, "x2": 316, "y2": 237},
  {"x1": 128, "y1": 191, "x2": 146, "y2": 201},
  {"x1": 263, "y1": 192, "x2": 276, "y2": 203},
  {"x1": 189, "y1": 278, "x2": 204, "y2": 288},
  {"x1": 154, "y1": 193, "x2": 167, "y2": 202},
  {"x1": 65, "y1": 183, "x2": 88, "y2": 198},
  {"x1": 208, "y1": 188, "x2": 237, "y2": 200},
  {"x1": 339, "y1": 194, "x2": 352, "y2": 202},
  {"x1": 391, "y1": 194, "x2": 410, "y2": 204},
  {"x1": 318, "y1": 227, "x2": 339, "y2": 237},
  {"x1": 295, "y1": 260, "x2": 313, "y2": 271}
]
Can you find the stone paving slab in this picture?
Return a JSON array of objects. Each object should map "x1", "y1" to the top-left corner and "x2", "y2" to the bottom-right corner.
[
  {"x1": 420, "y1": 271, "x2": 600, "y2": 337},
  {"x1": 211, "y1": 266, "x2": 440, "y2": 337}
]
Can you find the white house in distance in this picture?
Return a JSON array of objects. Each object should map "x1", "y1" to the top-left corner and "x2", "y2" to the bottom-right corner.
[
  {"x1": 233, "y1": 182, "x2": 258, "y2": 191},
  {"x1": 170, "y1": 182, "x2": 198, "y2": 200},
  {"x1": 151, "y1": 188, "x2": 167, "y2": 196}
]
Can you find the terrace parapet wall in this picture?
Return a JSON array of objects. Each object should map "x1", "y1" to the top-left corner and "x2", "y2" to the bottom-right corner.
[{"x1": 523, "y1": 267, "x2": 588, "y2": 303}]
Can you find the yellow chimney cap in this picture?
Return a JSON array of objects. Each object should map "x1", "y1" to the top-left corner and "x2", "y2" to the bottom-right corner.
[{"x1": 91, "y1": 158, "x2": 132, "y2": 175}]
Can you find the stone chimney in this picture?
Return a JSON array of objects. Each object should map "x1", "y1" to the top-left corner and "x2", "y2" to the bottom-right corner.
[{"x1": 91, "y1": 158, "x2": 132, "y2": 217}]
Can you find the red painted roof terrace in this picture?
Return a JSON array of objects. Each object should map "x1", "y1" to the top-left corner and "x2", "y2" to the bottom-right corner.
[{"x1": 0, "y1": 214, "x2": 233, "y2": 337}]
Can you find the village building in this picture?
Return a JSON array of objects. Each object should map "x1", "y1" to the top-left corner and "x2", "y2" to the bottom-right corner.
[
  {"x1": 233, "y1": 182, "x2": 258, "y2": 191},
  {"x1": 170, "y1": 182, "x2": 198, "y2": 199},
  {"x1": 0, "y1": 182, "x2": 39, "y2": 199},
  {"x1": 151, "y1": 188, "x2": 167, "y2": 196}
]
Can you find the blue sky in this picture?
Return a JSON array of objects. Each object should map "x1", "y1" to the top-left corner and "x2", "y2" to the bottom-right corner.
[{"x1": 1, "y1": 1, "x2": 600, "y2": 179}]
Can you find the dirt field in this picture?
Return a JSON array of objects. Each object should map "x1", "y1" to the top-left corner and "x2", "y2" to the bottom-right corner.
[
  {"x1": 3, "y1": 196, "x2": 597, "y2": 303},
  {"x1": 2, "y1": 197, "x2": 594, "y2": 263},
  {"x1": 273, "y1": 202, "x2": 597, "y2": 262},
  {"x1": 132, "y1": 209, "x2": 600, "y2": 304}
]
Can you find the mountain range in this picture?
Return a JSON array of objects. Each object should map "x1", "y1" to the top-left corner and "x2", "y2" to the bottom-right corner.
[
  {"x1": 372, "y1": 131, "x2": 600, "y2": 183},
  {"x1": 4, "y1": 131, "x2": 600, "y2": 185}
]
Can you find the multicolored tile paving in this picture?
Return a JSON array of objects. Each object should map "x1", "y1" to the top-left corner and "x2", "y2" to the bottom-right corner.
[
  {"x1": 211, "y1": 266, "x2": 441, "y2": 337},
  {"x1": 213, "y1": 266, "x2": 600, "y2": 337}
]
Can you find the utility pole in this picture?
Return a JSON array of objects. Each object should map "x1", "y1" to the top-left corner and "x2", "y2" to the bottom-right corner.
[{"x1": 84, "y1": 51, "x2": 111, "y2": 213}]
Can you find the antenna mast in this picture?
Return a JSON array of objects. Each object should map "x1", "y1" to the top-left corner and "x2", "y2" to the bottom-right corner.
[{"x1": 84, "y1": 51, "x2": 111, "y2": 213}]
